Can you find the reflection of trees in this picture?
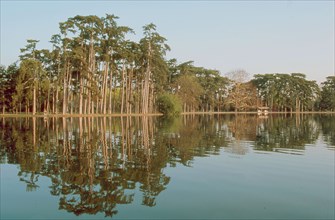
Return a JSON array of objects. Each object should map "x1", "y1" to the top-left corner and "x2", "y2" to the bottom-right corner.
[
  {"x1": 0, "y1": 117, "x2": 170, "y2": 217},
  {"x1": 157, "y1": 115, "x2": 231, "y2": 165},
  {"x1": 0, "y1": 115, "x2": 233, "y2": 217},
  {"x1": 53, "y1": 116, "x2": 173, "y2": 216},
  {"x1": 225, "y1": 114, "x2": 258, "y2": 155},
  {"x1": 254, "y1": 114, "x2": 321, "y2": 153},
  {"x1": 315, "y1": 115, "x2": 335, "y2": 147},
  {"x1": 1, "y1": 114, "x2": 334, "y2": 217}
]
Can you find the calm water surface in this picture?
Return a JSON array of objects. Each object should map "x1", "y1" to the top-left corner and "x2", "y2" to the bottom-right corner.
[{"x1": 0, "y1": 114, "x2": 334, "y2": 219}]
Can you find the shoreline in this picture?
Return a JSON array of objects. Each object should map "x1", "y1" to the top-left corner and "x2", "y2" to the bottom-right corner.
[
  {"x1": 181, "y1": 111, "x2": 335, "y2": 115},
  {"x1": 0, "y1": 111, "x2": 334, "y2": 118},
  {"x1": 0, "y1": 113, "x2": 163, "y2": 118}
]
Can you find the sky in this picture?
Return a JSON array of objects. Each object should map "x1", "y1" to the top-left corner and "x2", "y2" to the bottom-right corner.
[{"x1": 1, "y1": 0, "x2": 334, "y2": 83}]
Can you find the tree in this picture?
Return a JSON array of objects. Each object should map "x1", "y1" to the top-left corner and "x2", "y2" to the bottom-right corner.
[
  {"x1": 226, "y1": 69, "x2": 249, "y2": 84},
  {"x1": 99, "y1": 14, "x2": 134, "y2": 114},
  {"x1": 252, "y1": 73, "x2": 320, "y2": 112},
  {"x1": 16, "y1": 59, "x2": 44, "y2": 114},
  {"x1": 0, "y1": 64, "x2": 18, "y2": 113},
  {"x1": 168, "y1": 61, "x2": 229, "y2": 112},
  {"x1": 156, "y1": 93, "x2": 182, "y2": 116},
  {"x1": 19, "y1": 39, "x2": 39, "y2": 60},
  {"x1": 319, "y1": 76, "x2": 335, "y2": 111},
  {"x1": 1, "y1": 13, "x2": 327, "y2": 115},
  {"x1": 225, "y1": 81, "x2": 257, "y2": 112},
  {"x1": 139, "y1": 23, "x2": 170, "y2": 114},
  {"x1": 18, "y1": 40, "x2": 44, "y2": 114},
  {"x1": 172, "y1": 74, "x2": 203, "y2": 112},
  {"x1": 195, "y1": 68, "x2": 229, "y2": 112},
  {"x1": 0, "y1": 66, "x2": 6, "y2": 113},
  {"x1": 225, "y1": 69, "x2": 256, "y2": 112}
]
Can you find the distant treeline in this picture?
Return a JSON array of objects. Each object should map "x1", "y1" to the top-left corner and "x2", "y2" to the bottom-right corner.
[{"x1": 0, "y1": 14, "x2": 334, "y2": 115}]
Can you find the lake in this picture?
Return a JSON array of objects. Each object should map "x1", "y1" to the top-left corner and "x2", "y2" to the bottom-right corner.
[{"x1": 0, "y1": 114, "x2": 334, "y2": 219}]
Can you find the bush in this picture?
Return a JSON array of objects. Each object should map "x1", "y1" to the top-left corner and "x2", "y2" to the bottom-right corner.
[{"x1": 156, "y1": 93, "x2": 182, "y2": 116}]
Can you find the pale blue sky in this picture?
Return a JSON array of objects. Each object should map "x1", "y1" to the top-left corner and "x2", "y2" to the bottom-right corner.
[{"x1": 1, "y1": 1, "x2": 334, "y2": 82}]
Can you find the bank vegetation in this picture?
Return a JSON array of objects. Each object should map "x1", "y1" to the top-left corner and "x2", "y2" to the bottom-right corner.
[{"x1": 1, "y1": 14, "x2": 334, "y2": 115}]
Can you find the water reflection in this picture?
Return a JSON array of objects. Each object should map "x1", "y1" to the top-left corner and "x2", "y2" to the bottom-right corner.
[
  {"x1": 254, "y1": 114, "x2": 321, "y2": 154},
  {"x1": 316, "y1": 115, "x2": 335, "y2": 149},
  {"x1": 0, "y1": 114, "x2": 334, "y2": 217}
]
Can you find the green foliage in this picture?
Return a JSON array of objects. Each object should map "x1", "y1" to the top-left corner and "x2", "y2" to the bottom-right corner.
[
  {"x1": 252, "y1": 73, "x2": 319, "y2": 111},
  {"x1": 170, "y1": 62, "x2": 229, "y2": 112},
  {"x1": 0, "y1": 64, "x2": 19, "y2": 112},
  {"x1": 140, "y1": 23, "x2": 170, "y2": 93},
  {"x1": 318, "y1": 76, "x2": 335, "y2": 111},
  {"x1": 156, "y1": 93, "x2": 182, "y2": 116},
  {"x1": 19, "y1": 39, "x2": 39, "y2": 60},
  {"x1": 173, "y1": 74, "x2": 203, "y2": 110},
  {"x1": 14, "y1": 59, "x2": 45, "y2": 113}
]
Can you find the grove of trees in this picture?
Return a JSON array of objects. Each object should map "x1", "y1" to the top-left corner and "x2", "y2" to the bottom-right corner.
[{"x1": 0, "y1": 14, "x2": 334, "y2": 115}]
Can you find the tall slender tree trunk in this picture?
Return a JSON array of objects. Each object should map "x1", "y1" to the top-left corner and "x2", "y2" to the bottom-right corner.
[
  {"x1": 70, "y1": 92, "x2": 74, "y2": 114},
  {"x1": 52, "y1": 88, "x2": 55, "y2": 114},
  {"x1": 112, "y1": 78, "x2": 117, "y2": 113},
  {"x1": 102, "y1": 62, "x2": 108, "y2": 114},
  {"x1": 55, "y1": 87, "x2": 59, "y2": 114},
  {"x1": 149, "y1": 83, "x2": 154, "y2": 113},
  {"x1": 62, "y1": 69, "x2": 67, "y2": 115},
  {"x1": 79, "y1": 77, "x2": 83, "y2": 114},
  {"x1": 46, "y1": 87, "x2": 50, "y2": 114},
  {"x1": 84, "y1": 99, "x2": 87, "y2": 115},
  {"x1": 33, "y1": 84, "x2": 36, "y2": 115},
  {"x1": 127, "y1": 66, "x2": 133, "y2": 114},
  {"x1": 108, "y1": 52, "x2": 114, "y2": 114},
  {"x1": 142, "y1": 42, "x2": 152, "y2": 114},
  {"x1": 109, "y1": 69, "x2": 113, "y2": 114},
  {"x1": 125, "y1": 68, "x2": 129, "y2": 114},
  {"x1": 121, "y1": 62, "x2": 126, "y2": 114},
  {"x1": 135, "y1": 80, "x2": 140, "y2": 114}
]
